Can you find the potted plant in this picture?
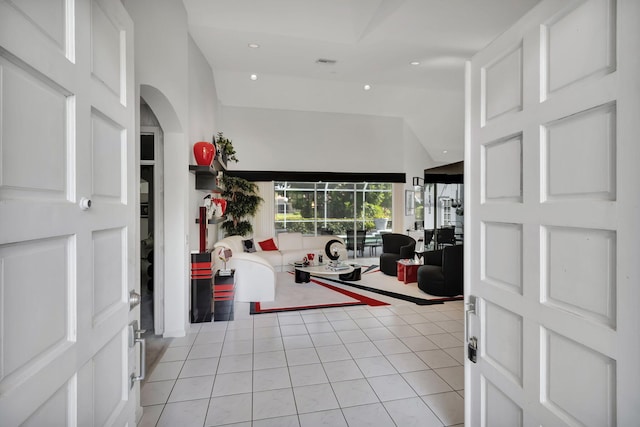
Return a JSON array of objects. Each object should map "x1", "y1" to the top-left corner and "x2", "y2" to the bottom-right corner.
[
  {"x1": 221, "y1": 175, "x2": 263, "y2": 236},
  {"x1": 215, "y1": 132, "x2": 238, "y2": 164}
]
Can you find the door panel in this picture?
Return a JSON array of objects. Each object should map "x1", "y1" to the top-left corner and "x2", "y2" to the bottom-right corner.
[
  {"x1": 546, "y1": 0, "x2": 615, "y2": 94},
  {"x1": 0, "y1": 54, "x2": 70, "y2": 198},
  {"x1": 543, "y1": 226, "x2": 616, "y2": 327},
  {"x1": 0, "y1": 0, "x2": 136, "y2": 425},
  {"x1": 483, "y1": 222, "x2": 523, "y2": 293},
  {"x1": 544, "y1": 103, "x2": 616, "y2": 200},
  {"x1": 92, "y1": 227, "x2": 126, "y2": 323},
  {"x1": 0, "y1": 237, "x2": 72, "y2": 380},
  {"x1": 466, "y1": 0, "x2": 640, "y2": 425},
  {"x1": 483, "y1": 46, "x2": 523, "y2": 122},
  {"x1": 91, "y1": 112, "x2": 126, "y2": 201},
  {"x1": 483, "y1": 135, "x2": 523, "y2": 202},
  {"x1": 483, "y1": 378, "x2": 523, "y2": 427},
  {"x1": 542, "y1": 329, "x2": 615, "y2": 426},
  {"x1": 9, "y1": 0, "x2": 67, "y2": 50}
]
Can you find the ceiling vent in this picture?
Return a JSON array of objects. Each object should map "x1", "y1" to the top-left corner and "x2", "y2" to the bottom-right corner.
[{"x1": 316, "y1": 58, "x2": 337, "y2": 65}]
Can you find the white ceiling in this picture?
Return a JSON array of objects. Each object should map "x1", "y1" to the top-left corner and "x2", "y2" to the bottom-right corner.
[{"x1": 184, "y1": 0, "x2": 540, "y2": 162}]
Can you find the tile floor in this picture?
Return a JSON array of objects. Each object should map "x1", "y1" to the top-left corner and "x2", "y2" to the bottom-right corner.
[{"x1": 138, "y1": 277, "x2": 465, "y2": 427}]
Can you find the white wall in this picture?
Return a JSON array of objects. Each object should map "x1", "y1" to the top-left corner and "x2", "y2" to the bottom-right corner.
[
  {"x1": 221, "y1": 106, "x2": 439, "y2": 232},
  {"x1": 125, "y1": 0, "x2": 219, "y2": 337},
  {"x1": 188, "y1": 34, "x2": 222, "y2": 254},
  {"x1": 221, "y1": 106, "x2": 405, "y2": 172}
]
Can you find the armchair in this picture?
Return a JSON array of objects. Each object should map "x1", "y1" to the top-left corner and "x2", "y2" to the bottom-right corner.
[
  {"x1": 379, "y1": 233, "x2": 416, "y2": 276},
  {"x1": 435, "y1": 227, "x2": 456, "y2": 249},
  {"x1": 417, "y1": 245, "x2": 463, "y2": 296}
]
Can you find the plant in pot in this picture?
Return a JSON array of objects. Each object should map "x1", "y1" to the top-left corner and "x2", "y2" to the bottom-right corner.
[
  {"x1": 220, "y1": 175, "x2": 263, "y2": 236},
  {"x1": 215, "y1": 132, "x2": 238, "y2": 165}
]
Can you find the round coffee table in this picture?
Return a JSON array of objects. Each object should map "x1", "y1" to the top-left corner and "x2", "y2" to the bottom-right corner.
[{"x1": 292, "y1": 263, "x2": 355, "y2": 283}]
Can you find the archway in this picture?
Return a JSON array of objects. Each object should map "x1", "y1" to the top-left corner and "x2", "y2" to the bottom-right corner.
[{"x1": 139, "y1": 85, "x2": 187, "y2": 338}]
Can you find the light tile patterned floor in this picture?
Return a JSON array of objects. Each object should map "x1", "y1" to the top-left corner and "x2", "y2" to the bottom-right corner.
[{"x1": 139, "y1": 286, "x2": 465, "y2": 426}]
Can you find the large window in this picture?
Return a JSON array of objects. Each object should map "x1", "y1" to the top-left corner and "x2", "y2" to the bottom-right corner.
[{"x1": 274, "y1": 182, "x2": 392, "y2": 235}]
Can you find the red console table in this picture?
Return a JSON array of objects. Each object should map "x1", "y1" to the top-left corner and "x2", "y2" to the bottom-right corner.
[{"x1": 397, "y1": 259, "x2": 420, "y2": 284}]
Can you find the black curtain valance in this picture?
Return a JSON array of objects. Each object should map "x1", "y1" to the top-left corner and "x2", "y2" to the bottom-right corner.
[
  {"x1": 225, "y1": 170, "x2": 406, "y2": 183},
  {"x1": 423, "y1": 161, "x2": 464, "y2": 184}
]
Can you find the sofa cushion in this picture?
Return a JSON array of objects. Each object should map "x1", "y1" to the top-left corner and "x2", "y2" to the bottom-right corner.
[
  {"x1": 276, "y1": 232, "x2": 303, "y2": 251},
  {"x1": 242, "y1": 238, "x2": 257, "y2": 253},
  {"x1": 258, "y1": 237, "x2": 278, "y2": 251}
]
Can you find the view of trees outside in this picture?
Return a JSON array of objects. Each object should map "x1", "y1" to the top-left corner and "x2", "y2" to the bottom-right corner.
[{"x1": 274, "y1": 182, "x2": 393, "y2": 235}]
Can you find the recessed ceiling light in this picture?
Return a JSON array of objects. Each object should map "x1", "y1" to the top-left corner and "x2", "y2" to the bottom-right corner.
[
  {"x1": 363, "y1": 84, "x2": 371, "y2": 91},
  {"x1": 443, "y1": 150, "x2": 448, "y2": 154},
  {"x1": 410, "y1": 61, "x2": 420, "y2": 66},
  {"x1": 248, "y1": 43, "x2": 260, "y2": 48},
  {"x1": 316, "y1": 58, "x2": 337, "y2": 65},
  {"x1": 250, "y1": 74, "x2": 258, "y2": 81}
]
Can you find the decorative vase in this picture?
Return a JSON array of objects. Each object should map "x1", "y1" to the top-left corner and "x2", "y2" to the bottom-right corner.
[
  {"x1": 212, "y1": 198, "x2": 227, "y2": 216},
  {"x1": 193, "y1": 141, "x2": 216, "y2": 166}
]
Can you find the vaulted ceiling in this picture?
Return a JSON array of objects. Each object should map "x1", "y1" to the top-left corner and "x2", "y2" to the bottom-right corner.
[{"x1": 183, "y1": 0, "x2": 540, "y2": 162}]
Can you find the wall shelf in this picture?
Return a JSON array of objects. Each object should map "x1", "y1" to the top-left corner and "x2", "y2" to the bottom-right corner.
[
  {"x1": 189, "y1": 165, "x2": 221, "y2": 191},
  {"x1": 189, "y1": 155, "x2": 227, "y2": 191}
]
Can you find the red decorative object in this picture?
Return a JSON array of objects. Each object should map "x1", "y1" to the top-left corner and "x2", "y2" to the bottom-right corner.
[
  {"x1": 193, "y1": 141, "x2": 216, "y2": 166},
  {"x1": 396, "y1": 259, "x2": 420, "y2": 284},
  {"x1": 258, "y1": 238, "x2": 278, "y2": 251},
  {"x1": 212, "y1": 198, "x2": 227, "y2": 215}
]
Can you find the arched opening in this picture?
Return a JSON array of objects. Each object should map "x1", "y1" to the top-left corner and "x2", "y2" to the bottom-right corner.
[{"x1": 139, "y1": 85, "x2": 187, "y2": 339}]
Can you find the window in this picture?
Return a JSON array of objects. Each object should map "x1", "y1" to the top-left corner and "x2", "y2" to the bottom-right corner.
[
  {"x1": 274, "y1": 182, "x2": 392, "y2": 235},
  {"x1": 441, "y1": 197, "x2": 451, "y2": 226}
]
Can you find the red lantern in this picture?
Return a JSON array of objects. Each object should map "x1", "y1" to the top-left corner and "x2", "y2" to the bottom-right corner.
[{"x1": 193, "y1": 141, "x2": 216, "y2": 166}]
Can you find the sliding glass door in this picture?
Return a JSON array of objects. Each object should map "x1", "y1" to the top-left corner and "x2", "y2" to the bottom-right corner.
[{"x1": 274, "y1": 181, "x2": 392, "y2": 236}]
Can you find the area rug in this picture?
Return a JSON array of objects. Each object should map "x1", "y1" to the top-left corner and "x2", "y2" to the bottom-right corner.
[
  {"x1": 250, "y1": 271, "x2": 389, "y2": 314},
  {"x1": 250, "y1": 266, "x2": 463, "y2": 314},
  {"x1": 317, "y1": 265, "x2": 464, "y2": 306}
]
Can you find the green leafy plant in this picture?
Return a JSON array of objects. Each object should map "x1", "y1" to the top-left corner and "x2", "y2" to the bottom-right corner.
[
  {"x1": 215, "y1": 132, "x2": 238, "y2": 163},
  {"x1": 221, "y1": 175, "x2": 263, "y2": 236}
]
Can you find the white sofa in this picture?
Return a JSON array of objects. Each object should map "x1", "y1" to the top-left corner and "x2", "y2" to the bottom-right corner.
[
  {"x1": 215, "y1": 233, "x2": 347, "y2": 271},
  {"x1": 225, "y1": 252, "x2": 276, "y2": 302},
  {"x1": 212, "y1": 233, "x2": 347, "y2": 302}
]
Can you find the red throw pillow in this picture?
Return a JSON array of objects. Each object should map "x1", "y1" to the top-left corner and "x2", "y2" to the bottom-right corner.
[{"x1": 258, "y1": 238, "x2": 278, "y2": 251}]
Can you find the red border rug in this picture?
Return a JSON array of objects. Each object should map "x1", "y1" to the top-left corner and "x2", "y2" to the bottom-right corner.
[{"x1": 250, "y1": 276, "x2": 388, "y2": 314}]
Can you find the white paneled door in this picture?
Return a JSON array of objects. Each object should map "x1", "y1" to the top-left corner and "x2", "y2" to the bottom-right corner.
[
  {"x1": 0, "y1": 0, "x2": 137, "y2": 425},
  {"x1": 465, "y1": 0, "x2": 640, "y2": 426}
]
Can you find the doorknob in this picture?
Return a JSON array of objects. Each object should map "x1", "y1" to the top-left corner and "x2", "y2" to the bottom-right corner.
[{"x1": 129, "y1": 290, "x2": 141, "y2": 309}]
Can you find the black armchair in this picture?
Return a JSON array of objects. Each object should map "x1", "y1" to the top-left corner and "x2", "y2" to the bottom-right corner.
[
  {"x1": 379, "y1": 233, "x2": 416, "y2": 276},
  {"x1": 417, "y1": 245, "x2": 463, "y2": 296},
  {"x1": 435, "y1": 227, "x2": 456, "y2": 249}
]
